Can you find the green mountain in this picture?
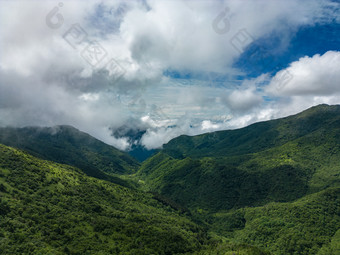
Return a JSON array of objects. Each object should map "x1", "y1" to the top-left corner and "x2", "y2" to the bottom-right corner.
[
  {"x1": 210, "y1": 187, "x2": 340, "y2": 255},
  {"x1": 0, "y1": 125, "x2": 139, "y2": 185},
  {"x1": 162, "y1": 104, "x2": 340, "y2": 159},
  {"x1": 137, "y1": 104, "x2": 340, "y2": 254},
  {"x1": 0, "y1": 143, "x2": 205, "y2": 254},
  {"x1": 1, "y1": 104, "x2": 339, "y2": 254},
  {"x1": 138, "y1": 104, "x2": 340, "y2": 210},
  {"x1": 0, "y1": 143, "x2": 271, "y2": 255}
]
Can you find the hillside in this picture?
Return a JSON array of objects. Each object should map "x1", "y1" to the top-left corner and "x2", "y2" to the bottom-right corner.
[
  {"x1": 138, "y1": 122, "x2": 340, "y2": 211},
  {"x1": 1, "y1": 104, "x2": 339, "y2": 254},
  {"x1": 211, "y1": 187, "x2": 340, "y2": 255},
  {"x1": 0, "y1": 143, "x2": 273, "y2": 254},
  {"x1": 137, "y1": 104, "x2": 340, "y2": 254},
  {"x1": 0, "y1": 143, "x2": 206, "y2": 254},
  {"x1": 0, "y1": 125, "x2": 139, "y2": 184},
  {"x1": 138, "y1": 104, "x2": 340, "y2": 210},
  {"x1": 163, "y1": 104, "x2": 340, "y2": 158}
]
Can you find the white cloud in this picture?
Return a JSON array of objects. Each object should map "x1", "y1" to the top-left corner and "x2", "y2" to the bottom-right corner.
[
  {"x1": 0, "y1": 0, "x2": 339, "y2": 150},
  {"x1": 222, "y1": 86, "x2": 263, "y2": 113},
  {"x1": 140, "y1": 127, "x2": 179, "y2": 150},
  {"x1": 201, "y1": 120, "x2": 220, "y2": 131},
  {"x1": 267, "y1": 51, "x2": 340, "y2": 96}
]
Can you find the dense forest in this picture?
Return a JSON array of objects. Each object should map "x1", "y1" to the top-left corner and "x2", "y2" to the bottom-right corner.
[{"x1": 1, "y1": 104, "x2": 339, "y2": 254}]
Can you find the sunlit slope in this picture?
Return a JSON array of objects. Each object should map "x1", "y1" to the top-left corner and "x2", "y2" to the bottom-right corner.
[
  {"x1": 0, "y1": 144, "x2": 205, "y2": 254},
  {"x1": 211, "y1": 187, "x2": 340, "y2": 255}
]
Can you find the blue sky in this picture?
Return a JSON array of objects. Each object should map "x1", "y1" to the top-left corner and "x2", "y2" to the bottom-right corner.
[
  {"x1": 235, "y1": 23, "x2": 340, "y2": 78},
  {"x1": 0, "y1": 0, "x2": 339, "y2": 150}
]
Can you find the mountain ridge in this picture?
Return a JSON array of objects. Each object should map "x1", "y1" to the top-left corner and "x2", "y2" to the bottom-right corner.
[
  {"x1": 134, "y1": 104, "x2": 340, "y2": 254},
  {"x1": 138, "y1": 104, "x2": 340, "y2": 210},
  {"x1": 0, "y1": 125, "x2": 140, "y2": 187},
  {"x1": 0, "y1": 143, "x2": 210, "y2": 254},
  {"x1": 1, "y1": 104, "x2": 339, "y2": 254},
  {"x1": 162, "y1": 104, "x2": 340, "y2": 158}
]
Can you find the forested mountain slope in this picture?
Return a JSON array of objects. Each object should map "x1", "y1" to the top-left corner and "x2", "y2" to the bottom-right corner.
[
  {"x1": 0, "y1": 143, "x2": 273, "y2": 254},
  {"x1": 163, "y1": 104, "x2": 340, "y2": 158},
  {"x1": 139, "y1": 104, "x2": 340, "y2": 211},
  {"x1": 136, "y1": 104, "x2": 340, "y2": 254},
  {"x1": 0, "y1": 144, "x2": 204, "y2": 254},
  {"x1": 1, "y1": 104, "x2": 339, "y2": 254},
  {"x1": 0, "y1": 125, "x2": 139, "y2": 185}
]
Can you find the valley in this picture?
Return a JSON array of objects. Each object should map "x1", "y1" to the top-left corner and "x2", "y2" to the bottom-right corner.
[{"x1": 0, "y1": 104, "x2": 339, "y2": 254}]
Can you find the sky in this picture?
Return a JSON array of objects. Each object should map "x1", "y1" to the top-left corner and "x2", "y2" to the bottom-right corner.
[{"x1": 0, "y1": 0, "x2": 339, "y2": 150}]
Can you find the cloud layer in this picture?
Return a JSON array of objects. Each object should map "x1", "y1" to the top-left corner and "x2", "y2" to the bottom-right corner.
[{"x1": 0, "y1": 0, "x2": 339, "y2": 150}]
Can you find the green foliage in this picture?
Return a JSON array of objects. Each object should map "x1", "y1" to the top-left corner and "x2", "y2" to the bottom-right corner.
[
  {"x1": 163, "y1": 104, "x2": 340, "y2": 159},
  {"x1": 0, "y1": 125, "x2": 139, "y2": 174},
  {"x1": 191, "y1": 242, "x2": 271, "y2": 255},
  {"x1": 138, "y1": 154, "x2": 313, "y2": 212},
  {"x1": 317, "y1": 229, "x2": 340, "y2": 254},
  {"x1": 0, "y1": 125, "x2": 140, "y2": 186},
  {"x1": 138, "y1": 105, "x2": 340, "y2": 211},
  {"x1": 0, "y1": 144, "x2": 206, "y2": 254},
  {"x1": 211, "y1": 187, "x2": 340, "y2": 255},
  {"x1": 137, "y1": 104, "x2": 340, "y2": 254},
  {"x1": 1, "y1": 104, "x2": 340, "y2": 254}
]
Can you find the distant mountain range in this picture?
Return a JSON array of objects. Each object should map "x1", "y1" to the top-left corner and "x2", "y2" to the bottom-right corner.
[
  {"x1": 0, "y1": 125, "x2": 139, "y2": 187},
  {"x1": 136, "y1": 104, "x2": 340, "y2": 254},
  {"x1": 163, "y1": 104, "x2": 340, "y2": 158},
  {"x1": 0, "y1": 104, "x2": 339, "y2": 254},
  {"x1": 138, "y1": 104, "x2": 340, "y2": 209}
]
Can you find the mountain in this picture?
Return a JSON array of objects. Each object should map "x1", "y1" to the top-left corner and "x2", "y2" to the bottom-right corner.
[
  {"x1": 1, "y1": 104, "x2": 339, "y2": 254},
  {"x1": 0, "y1": 125, "x2": 139, "y2": 185},
  {"x1": 210, "y1": 186, "x2": 340, "y2": 255},
  {"x1": 136, "y1": 104, "x2": 340, "y2": 254},
  {"x1": 0, "y1": 143, "x2": 271, "y2": 255},
  {"x1": 0, "y1": 143, "x2": 204, "y2": 254},
  {"x1": 162, "y1": 104, "x2": 340, "y2": 159},
  {"x1": 139, "y1": 104, "x2": 340, "y2": 210}
]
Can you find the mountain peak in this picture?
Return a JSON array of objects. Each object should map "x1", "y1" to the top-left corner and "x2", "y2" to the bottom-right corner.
[
  {"x1": 0, "y1": 125, "x2": 140, "y2": 180},
  {"x1": 162, "y1": 104, "x2": 340, "y2": 159},
  {"x1": 295, "y1": 104, "x2": 340, "y2": 117}
]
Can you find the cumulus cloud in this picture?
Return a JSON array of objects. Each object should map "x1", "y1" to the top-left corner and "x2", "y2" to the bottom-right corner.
[
  {"x1": 221, "y1": 77, "x2": 265, "y2": 113},
  {"x1": 0, "y1": 0, "x2": 339, "y2": 150},
  {"x1": 267, "y1": 51, "x2": 340, "y2": 96}
]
